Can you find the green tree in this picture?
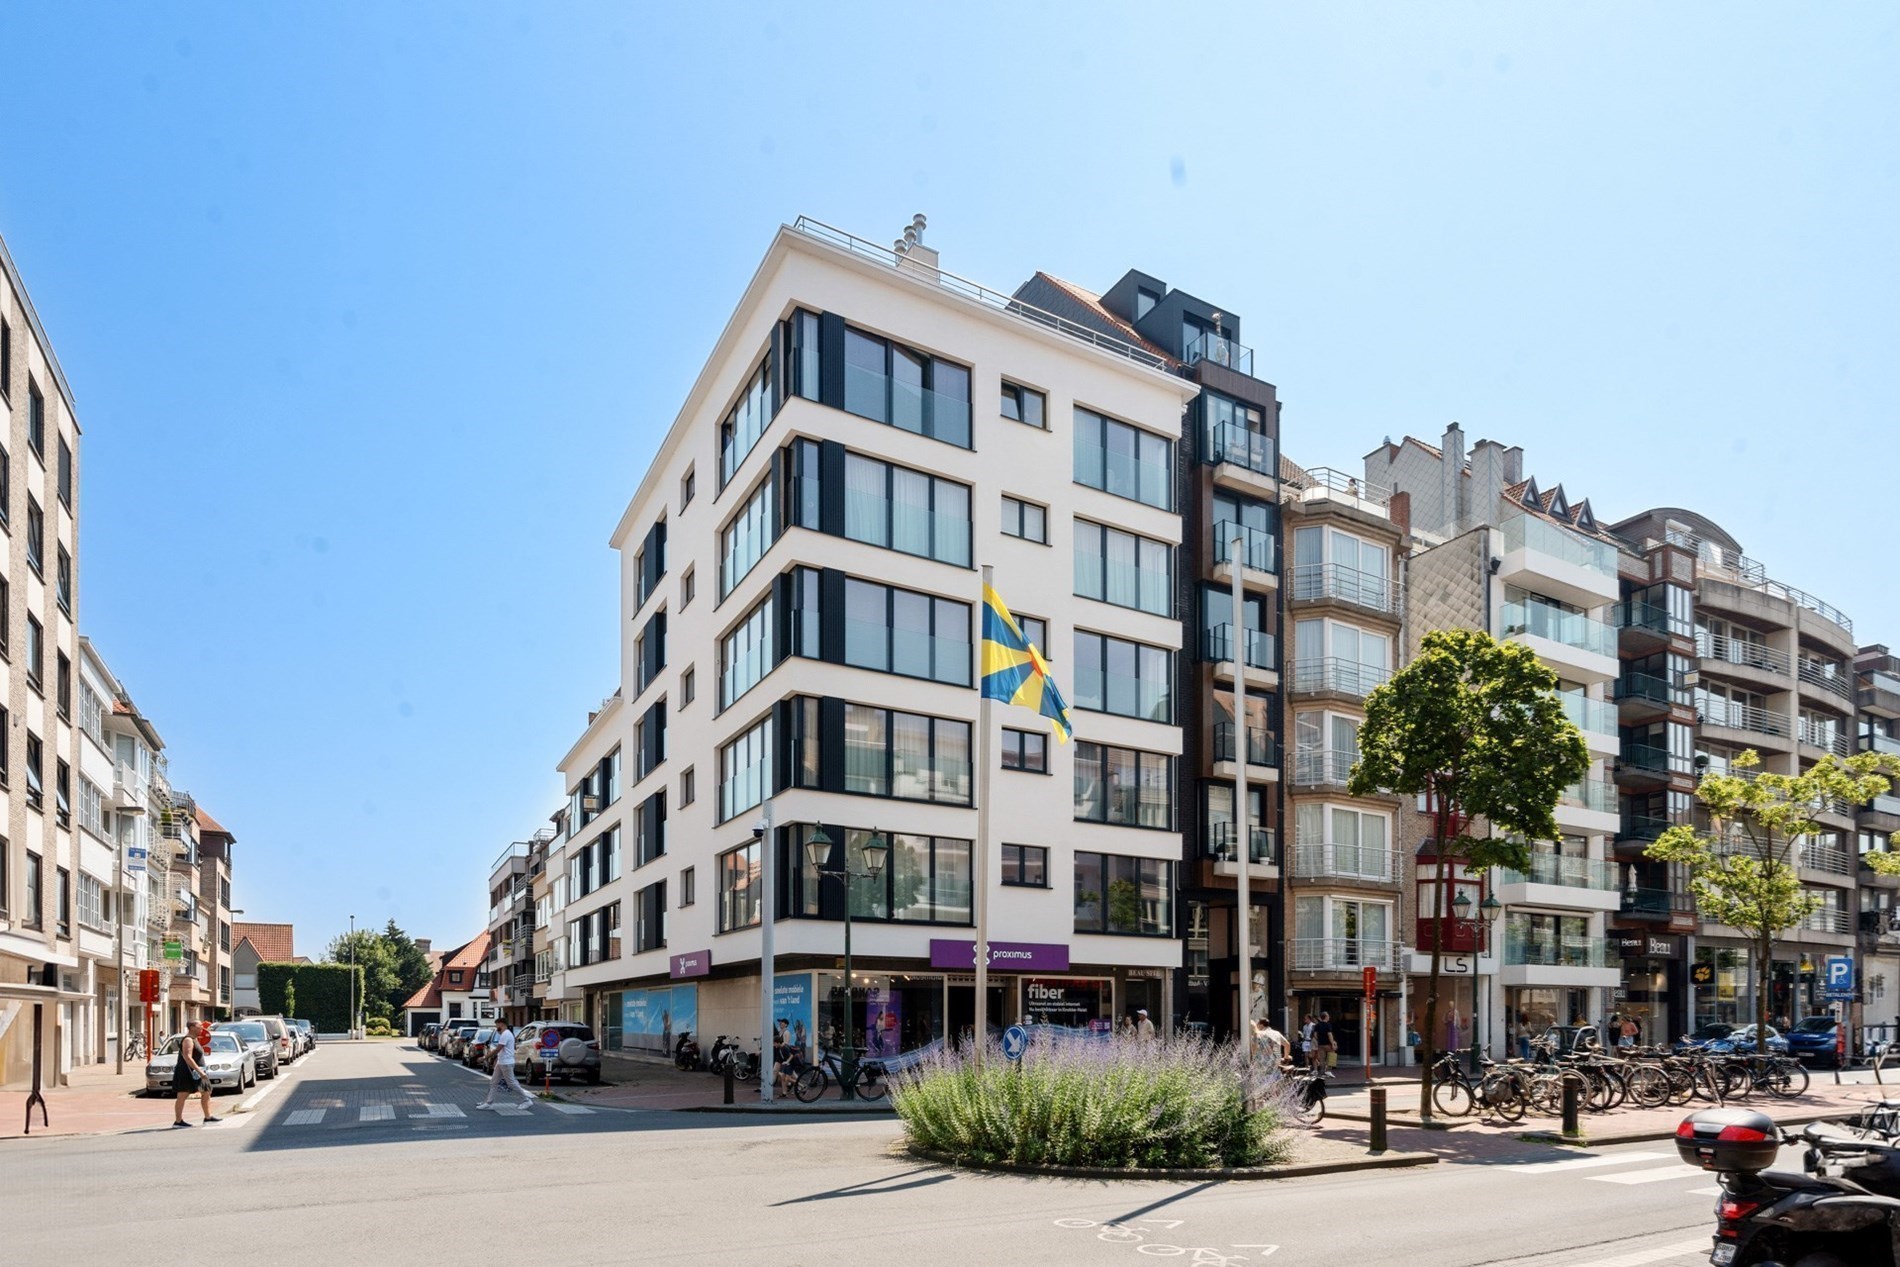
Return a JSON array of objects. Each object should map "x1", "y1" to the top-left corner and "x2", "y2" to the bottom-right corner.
[
  {"x1": 326, "y1": 929, "x2": 398, "y2": 1023},
  {"x1": 1348, "y1": 628, "x2": 1590, "y2": 1122},
  {"x1": 380, "y1": 920, "x2": 434, "y2": 1017},
  {"x1": 283, "y1": 978, "x2": 297, "y2": 1022},
  {"x1": 1647, "y1": 750, "x2": 1900, "y2": 1044}
]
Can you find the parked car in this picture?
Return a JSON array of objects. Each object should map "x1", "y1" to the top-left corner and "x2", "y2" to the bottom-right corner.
[
  {"x1": 1785, "y1": 1016, "x2": 1845, "y2": 1066},
  {"x1": 1673, "y1": 1022, "x2": 1735, "y2": 1052},
  {"x1": 419, "y1": 1022, "x2": 441, "y2": 1051},
  {"x1": 463, "y1": 1027, "x2": 496, "y2": 1069},
  {"x1": 1704, "y1": 1023, "x2": 1789, "y2": 1055},
  {"x1": 287, "y1": 1019, "x2": 315, "y2": 1054},
  {"x1": 249, "y1": 1014, "x2": 298, "y2": 1064},
  {"x1": 144, "y1": 1031, "x2": 256, "y2": 1096},
  {"x1": 440, "y1": 1020, "x2": 480, "y2": 1060},
  {"x1": 212, "y1": 1020, "x2": 280, "y2": 1080},
  {"x1": 515, "y1": 1021, "x2": 602, "y2": 1085}
]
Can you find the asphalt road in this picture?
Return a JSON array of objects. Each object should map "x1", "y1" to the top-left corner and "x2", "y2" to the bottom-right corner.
[{"x1": 8, "y1": 1040, "x2": 1737, "y2": 1267}]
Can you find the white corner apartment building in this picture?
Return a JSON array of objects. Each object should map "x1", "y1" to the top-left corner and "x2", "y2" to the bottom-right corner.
[
  {"x1": 0, "y1": 234, "x2": 87, "y2": 1090},
  {"x1": 554, "y1": 216, "x2": 1195, "y2": 1066},
  {"x1": 1370, "y1": 425, "x2": 1625, "y2": 1056}
]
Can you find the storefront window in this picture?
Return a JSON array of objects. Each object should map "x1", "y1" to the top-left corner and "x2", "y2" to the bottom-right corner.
[
  {"x1": 1021, "y1": 976, "x2": 1113, "y2": 1032},
  {"x1": 813, "y1": 972, "x2": 945, "y2": 1057}
]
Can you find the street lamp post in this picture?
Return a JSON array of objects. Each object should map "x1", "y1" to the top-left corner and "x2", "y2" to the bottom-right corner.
[
  {"x1": 805, "y1": 826, "x2": 889, "y2": 1101},
  {"x1": 1451, "y1": 889, "x2": 1502, "y2": 1073},
  {"x1": 349, "y1": 914, "x2": 356, "y2": 1040}
]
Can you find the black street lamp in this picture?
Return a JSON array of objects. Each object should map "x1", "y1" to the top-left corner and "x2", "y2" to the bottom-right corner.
[
  {"x1": 805, "y1": 827, "x2": 889, "y2": 1100},
  {"x1": 1451, "y1": 889, "x2": 1503, "y2": 1073}
]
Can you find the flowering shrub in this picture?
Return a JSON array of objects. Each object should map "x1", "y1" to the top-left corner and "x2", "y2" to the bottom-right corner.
[{"x1": 891, "y1": 1032, "x2": 1290, "y2": 1169}]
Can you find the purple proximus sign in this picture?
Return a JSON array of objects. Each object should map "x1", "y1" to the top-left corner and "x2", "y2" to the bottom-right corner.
[
  {"x1": 669, "y1": 949, "x2": 711, "y2": 979},
  {"x1": 928, "y1": 939, "x2": 1070, "y2": 972}
]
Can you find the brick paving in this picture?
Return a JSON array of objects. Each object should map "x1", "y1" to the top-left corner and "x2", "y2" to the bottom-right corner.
[{"x1": 1, "y1": 1059, "x2": 206, "y2": 1140}]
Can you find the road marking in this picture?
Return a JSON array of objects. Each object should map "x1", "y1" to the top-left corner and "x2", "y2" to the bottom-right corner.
[
  {"x1": 492, "y1": 1104, "x2": 531, "y2": 1116},
  {"x1": 359, "y1": 1104, "x2": 394, "y2": 1122},
  {"x1": 1590, "y1": 1163, "x2": 1704, "y2": 1185},
  {"x1": 1502, "y1": 1151, "x2": 1671, "y2": 1175},
  {"x1": 546, "y1": 1103, "x2": 592, "y2": 1115},
  {"x1": 1557, "y1": 1238, "x2": 1713, "y2": 1267},
  {"x1": 1687, "y1": 1186, "x2": 1721, "y2": 1196},
  {"x1": 285, "y1": 1109, "x2": 326, "y2": 1126},
  {"x1": 410, "y1": 1102, "x2": 466, "y2": 1119}
]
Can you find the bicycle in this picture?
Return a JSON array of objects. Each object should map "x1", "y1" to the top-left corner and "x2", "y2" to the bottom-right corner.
[
  {"x1": 123, "y1": 1032, "x2": 147, "y2": 1062},
  {"x1": 791, "y1": 1050, "x2": 890, "y2": 1102}
]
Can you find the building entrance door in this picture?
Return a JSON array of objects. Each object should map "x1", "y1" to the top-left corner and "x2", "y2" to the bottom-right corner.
[{"x1": 946, "y1": 983, "x2": 1004, "y2": 1046}]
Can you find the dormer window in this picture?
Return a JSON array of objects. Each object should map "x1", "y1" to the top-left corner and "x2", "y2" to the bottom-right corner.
[
  {"x1": 449, "y1": 970, "x2": 462, "y2": 986},
  {"x1": 1136, "y1": 288, "x2": 1159, "y2": 320}
]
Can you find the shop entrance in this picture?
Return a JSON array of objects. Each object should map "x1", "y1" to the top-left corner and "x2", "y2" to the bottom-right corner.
[
  {"x1": 1302, "y1": 995, "x2": 1379, "y2": 1063},
  {"x1": 947, "y1": 982, "x2": 1006, "y2": 1046}
]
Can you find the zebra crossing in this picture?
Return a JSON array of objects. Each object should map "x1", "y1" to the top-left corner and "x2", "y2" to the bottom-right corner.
[
  {"x1": 1498, "y1": 1148, "x2": 1721, "y2": 1197},
  {"x1": 269, "y1": 1098, "x2": 597, "y2": 1129}
]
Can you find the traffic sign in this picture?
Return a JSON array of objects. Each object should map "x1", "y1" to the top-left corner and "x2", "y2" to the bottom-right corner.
[
  {"x1": 1362, "y1": 965, "x2": 1377, "y2": 999},
  {"x1": 1824, "y1": 956, "x2": 1856, "y2": 999},
  {"x1": 1002, "y1": 1024, "x2": 1029, "y2": 1062}
]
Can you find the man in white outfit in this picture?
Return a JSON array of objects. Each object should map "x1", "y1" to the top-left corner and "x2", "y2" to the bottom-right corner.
[{"x1": 477, "y1": 1019, "x2": 534, "y2": 1110}]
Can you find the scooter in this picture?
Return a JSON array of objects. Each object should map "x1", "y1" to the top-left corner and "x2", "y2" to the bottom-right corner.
[
  {"x1": 1679, "y1": 1106, "x2": 1900, "y2": 1266},
  {"x1": 706, "y1": 1035, "x2": 738, "y2": 1076},
  {"x1": 674, "y1": 1031, "x2": 701, "y2": 1072}
]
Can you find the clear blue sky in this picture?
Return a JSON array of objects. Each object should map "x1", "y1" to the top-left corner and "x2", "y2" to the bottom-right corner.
[{"x1": 1, "y1": 4, "x2": 1894, "y2": 952}]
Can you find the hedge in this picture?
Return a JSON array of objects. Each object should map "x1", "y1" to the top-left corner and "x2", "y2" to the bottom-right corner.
[{"x1": 258, "y1": 962, "x2": 362, "y2": 1033}]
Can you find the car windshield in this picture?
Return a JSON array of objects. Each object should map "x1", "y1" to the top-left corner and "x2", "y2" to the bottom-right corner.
[
  {"x1": 229, "y1": 1024, "x2": 269, "y2": 1042},
  {"x1": 1794, "y1": 1017, "x2": 1836, "y2": 1033},
  {"x1": 1693, "y1": 1024, "x2": 1732, "y2": 1038},
  {"x1": 208, "y1": 1033, "x2": 243, "y2": 1053}
]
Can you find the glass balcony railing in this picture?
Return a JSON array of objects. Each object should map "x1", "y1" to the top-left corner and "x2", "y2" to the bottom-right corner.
[
  {"x1": 1203, "y1": 421, "x2": 1275, "y2": 477},
  {"x1": 1212, "y1": 522, "x2": 1277, "y2": 574},
  {"x1": 1502, "y1": 599, "x2": 1616, "y2": 658},
  {"x1": 1561, "y1": 779, "x2": 1618, "y2": 814},
  {"x1": 1184, "y1": 330, "x2": 1255, "y2": 376},
  {"x1": 1615, "y1": 672, "x2": 1679, "y2": 708},
  {"x1": 1611, "y1": 600, "x2": 1692, "y2": 639},
  {"x1": 1620, "y1": 887, "x2": 1695, "y2": 918},
  {"x1": 1206, "y1": 824, "x2": 1277, "y2": 865},
  {"x1": 1503, "y1": 931, "x2": 1611, "y2": 969},
  {"x1": 1290, "y1": 658, "x2": 1392, "y2": 698},
  {"x1": 1619, "y1": 812, "x2": 1676, "y2": 842},
  {"x1": 1501, "y1": 513, "x2": 1619, "y2": 578},
  {"x1": 1202, "y1": 624, "x2": 1276, "y2": 672},
  {"x1": 1290, "y1": 562, "x2": 1399, "y2": 614},
  {"x1": 1620, "y1": 742, "x2": 1691, "y2": 776},
  {"x1": 1860, "y1": 733, "x2": 1900, "y2": 757},
  {"x1": 1559, "y1": 690, "x2": 1617, "y2": 735},
  {"x1": 1212, "y1": 722, "x2": 1277, "y2": 768},
  {"x1": 1497, "y1": 854, "x2": 1616, "y2": 890}
]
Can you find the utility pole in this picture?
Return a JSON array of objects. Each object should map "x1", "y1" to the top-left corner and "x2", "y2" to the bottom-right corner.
[{"x1": 349, "y1": 914, "x2": 356, "y2": 1039}]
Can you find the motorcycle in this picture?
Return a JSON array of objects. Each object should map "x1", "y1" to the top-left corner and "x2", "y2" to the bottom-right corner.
[
  {"x1": 674, "y1": 1031, "x2": 701, "y2": 1072},
  {"x1": 1678, "y1": 1105, "x2": 1900, "y2": 1266},
  {"x1": 707, "y1": 1035, "x2": 738, "y2": 1076}
]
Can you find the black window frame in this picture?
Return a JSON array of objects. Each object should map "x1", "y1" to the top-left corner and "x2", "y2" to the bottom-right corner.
[
  {"x1": 841, "y1": 576, "x2": 972, "y2": 687},
  {"x1": 999, "y1": 727, "x2": 1049, "y2": 774},
  {"x1": 1073, "y1": 405, "x2": 1175, "y2": 512},
  {"x1": 1001, "y1": 843, "x2": 1049, "y2": 888},
  {"x1": 1074, "y1": 519, "x2": 1174, "y2": 616},
  {"x1": 1072, "y1": 630, "x2": 1175, "y2": 723},
  {"x1": 56, "y1": 437, "x2": 72, "y2": 509},
  {"x1": 999, "y1": 381, "x2": 1046, "y2": 428},
  {"x1": 24, "y1": 613, "x2": 41, "y2": 691},
  {"x1": 55, "y1": 545, "x2": 70, "y2": 615},
  {"x1": 1072, "y1": 851, "x2": 1175, "y2": 937},
  {"x1": 25, "y1": 496, "x2": 42, "y2": 576},
  {"x1": 841, "y1": 451, "x2": 973, "y2": 568},
  {"x1": 828, "y1": 701, "x2": 973, "y2": 806},
  {"x1": 788, "y1": 823, "x2": 974, "y2": 927},
  {"x1": 27, "y1": 379, "x2": 45, "y2": 458},
  {"x1": 1001, "y1": 495, "x2": 1048, "y2": 544},
  {"x1": 716, "y1": 840, "x2": 761, "y2": 933},
  {"x1": 24, "y1": 849, "x2": 42, "y2": 928},
  {"x1": 1073, "y1": 741, "x2": 1177, "y2": 830},
  {"x1": 840, "y1": 326, "x2": 973, "y2": 449},
  {"x1": 25, "y1": 731, "x2": 42, "y2": 805}
]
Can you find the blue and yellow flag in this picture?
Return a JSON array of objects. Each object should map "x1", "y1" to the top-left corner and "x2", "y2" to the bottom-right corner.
[{"x1": 981, "y1": 584, "x2": 1073, "y2": 743}]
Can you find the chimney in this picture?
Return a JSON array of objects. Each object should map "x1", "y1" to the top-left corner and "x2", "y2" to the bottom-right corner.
[
  {"x1": 1441, "y1": 422, "x2": 1466, "y2": 533},
  {"x1": 413, "y1": 939, "x2": 431, "y2": 955},
  {"x1": 893, "y1": 213, "x2": 940, "y2": 282},
  {"x1": 1470, "y1": 440, "x2": 1506, "y2": 529},
  {"x1": 1501, "y1": 445, "x2": 1524, "y2": 485}
]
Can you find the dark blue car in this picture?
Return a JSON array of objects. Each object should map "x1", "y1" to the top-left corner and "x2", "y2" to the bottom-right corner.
[
  {"x1": 1702, "y1": 1023, "x2": 1789, "y2": 1055},
  {"x1": 1784, "y1": 1016, "x2": 1844, "y2": 1066}
]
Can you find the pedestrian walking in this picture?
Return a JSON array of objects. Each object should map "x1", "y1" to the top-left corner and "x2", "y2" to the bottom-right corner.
[
  {"x1": 1253, "y1": 1017, "x2": 1289, "y2": 1068},
  {"x1": 476, "y1": 1018, "x2": 534, "y2": 1110},
  {"x1": 1315, "y1": 1011, "x2": 1337, "y2": 1071},
  {"x1": 1135, "y1": 1009, "x2": 1156, "y2": 1040},
  {"x1": 171, "y1": 1030, "x2": 219, "y2": 1127},
  {"x1": 1300, "y1": 1013, "x2": 1318, "y2": 1068}
]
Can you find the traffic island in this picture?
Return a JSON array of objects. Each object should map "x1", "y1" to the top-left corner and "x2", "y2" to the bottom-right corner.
[{"x1": 905, "y1": 1137, "x2": 1437, "y2": 1181}]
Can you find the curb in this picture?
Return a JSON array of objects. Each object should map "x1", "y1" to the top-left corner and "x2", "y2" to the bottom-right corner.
[
  {"x1": 905, "y1": 1144, "x2": 1437, "y2": 1181},
  {"x1": 1519, "y1": 1109, "x2": 1843, "y2": 1148},
  {"x1": 685, "y1": 1101, "x2": 897, "y2": 1116}
]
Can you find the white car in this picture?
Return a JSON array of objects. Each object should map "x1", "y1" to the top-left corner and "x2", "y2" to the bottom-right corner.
[{"x1": 144, "y1": 1032, "x2": 257, "y2": 1095}]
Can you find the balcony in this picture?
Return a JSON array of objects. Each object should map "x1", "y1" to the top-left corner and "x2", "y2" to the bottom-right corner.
[
  {"x1": 1495, "y1": 856, "x2": 1620, "y2": 912},
  {"x1": 1503, "y1": 931, "x2": 1612, "y2": 970},
  {"x1": 1799, "y1": 660, "x2": 1853, "y2": 702},
  {"x1": 1698, "y1": 632, "x2": 1791, "y2": 679},
  {"x1": 1290, "y1": 938, "x2": 1400, "y2": 972},
  {"x1": 1698, "y1": 696, "x2": 1790, "y2": 744},
  {"x1": 1291, "y1": 748, "x2": 1357, "y2": 789},
  {"x1": 1289, "y1": 562, "x2": 1400, "y2": 618},
  {"x1": 1562, "y1": 778, "x2": 1618, "y2": 815},
  {"x1": 1860, "y1": 671, "x2": 1900, "y2": 719},
  {"x1": 1620, "y1": 886, "x2": 1696, "y2": 921},
  {"x1": 1207, "y1": 824, "x2": 1278, "y2": 874},
  {"x1": 1616, "y1": 742, "x2": 1692, "y2": 789},
  {"x1": 1498, "y1": 513, "x2": 1621, "y2": 607},
  {"x1": 1670, "y1": 530, "x2": 1854, "y2": 640},
  {"x1": 1185, "y1": 329, "x2": 1255, "y2": 377},
  {"x1": 1281, "y1": 467, "x2": 1393, "y2": 520},
  {"x1": 1559, "y1": 690, "x2": 1619, "y2": 741},
  {"x1": 1501, "y1": 598, "x2": 1617, "y2": 665},
  {"x1": 1615, "y1": 671, "x2": 1685, "y2": 725},
  {"x1": 1212, "y1": 722, "x2": 1278, "y2": 770},
  {"x1": 1203, "y1": 625, "x2": 1277, "y2": 678},
  {"x1": 1860, "y1": 732, "x2": 1900, "y2": 758},
  {"x1": 1796, "y1": 719, "x2": 1849, "y2": 757},
  {"x1": 1211, "y1": 523, "x2": 1278, "y2": 579},
  {"x1": 1289, "y1": 657, "x2": 1392, "y2": 700},
  {"x1": 1860, "y1": 795, "x2": 1900, "y2": 832},
  {"x1": 1202, "y1": 420, "x2": 1276, "y2": 486},
  {"x1": 1617, "y1": 812, "x2": 1677, "y2": 845},
  {"x1": 1290, "y1": 842, "x2": 1404, "y2": 884},
  {"x1": 1612, "y1": 599, "x2": 1692, "y2": 649},
  {"x1": 1801, "y1": 908, "x2": 1852, "y2": 936},
  {"x1": 1797, "y1": 841, "x2": 1854, "y2": 877}
]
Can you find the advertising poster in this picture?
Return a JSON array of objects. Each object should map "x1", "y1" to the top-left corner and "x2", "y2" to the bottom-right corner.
[
  {"x1": 865, "y1": 992, "x2": 902, "y2": 1057},
  {"x1": 669, "y1": 984, "x2": 699, "y2": 1052},
  {"x1": 621, "y1": 990, "x2": 650, "y2": 1049},
  {"x1": 774, "y1": 972, "x2": 813, "y2": 1053}
]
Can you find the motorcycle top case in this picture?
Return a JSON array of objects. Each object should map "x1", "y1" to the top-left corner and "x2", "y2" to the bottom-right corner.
[{"x1": 1676, "y1": 1108, "x2": 1780, "y2": 1172}]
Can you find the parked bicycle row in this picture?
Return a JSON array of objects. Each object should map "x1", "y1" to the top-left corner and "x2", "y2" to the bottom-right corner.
[{"x1": 672, "y1": 1029, "x2": 891, "y2": 1102}]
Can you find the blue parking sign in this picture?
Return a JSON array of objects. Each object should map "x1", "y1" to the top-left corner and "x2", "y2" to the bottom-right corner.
[{"x1": 1824, "y1": 956, "x2": 1855, "y2": 998}]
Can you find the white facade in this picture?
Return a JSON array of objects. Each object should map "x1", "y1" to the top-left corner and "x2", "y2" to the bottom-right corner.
[{"x1": 555, "y1": 219, "x2": 1195, "y2": 1060}]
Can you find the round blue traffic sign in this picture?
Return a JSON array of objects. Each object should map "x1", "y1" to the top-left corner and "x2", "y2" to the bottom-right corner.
[{"x1": 1002, "y1": 1024, "x2": 1029, "y2": 1062}]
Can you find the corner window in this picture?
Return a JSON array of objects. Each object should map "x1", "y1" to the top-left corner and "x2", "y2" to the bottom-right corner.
[
  {"x1": 1073, "y1": 852, "x2": 1173, "y2": 936},
  {"x1": 717, "y1": 715, "x2": 772, "y2": 823},
  {"x1": 718, "y1": 475, "x2": 778, "y2": 600},
  {"x1": 840, "y1": 704, "x2": 971, "y2": 805},
  {"x1": 1001, "y1": 496, "x2": 1048, "y2": 544},
  {"x1": 1074, "y1": 407, "x2": 1173, "y2": 511},
  {"x1": 791, "y1": 825, "x2": 971, "y2": 925},
  {"x1": 718, "y1": 358, "x2": 774, "y2": 490},
  {"x1": 716, "y1": 841, "x2": 761, "y2": 932},
  {"x1": 1001, "y1": 843, "x2": 1048, "y2": 887},
  {"x1": 842, "y1": 328, "x2": 972, "y2": 448},
  {"x1": 1000, "y1": 382, "x2": 1046, "y2": 428}
]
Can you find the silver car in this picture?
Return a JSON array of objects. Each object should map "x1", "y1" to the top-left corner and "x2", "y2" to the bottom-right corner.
[
  {"x1": 145, "y1": 1032, "x2": 256, "y2": 1095},
  {"x1": 213, "y1": 1020, "x2": 280, "y2": 1079}
]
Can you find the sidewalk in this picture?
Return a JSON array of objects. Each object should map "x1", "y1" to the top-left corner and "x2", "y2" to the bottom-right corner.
[
  {"x1": 1324, "y1": 1065, "x2": 1900, "y2": 1146},
  {"x1": 0, "y1": 1061, "x2": 169, "y2": 1141},
  {"x1": 559, "y1": 1057, "x2": 894, "y2": 1113}
]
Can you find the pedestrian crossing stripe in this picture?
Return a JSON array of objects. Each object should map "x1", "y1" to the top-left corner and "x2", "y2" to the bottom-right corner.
[
  {"x1": 410, "y1": 1102, "x2": 465, "y2": 1119},
  {"x1": 285, "y1": 1109, "x2": 325, "y2": 1126},
  {"x1": 1592, "y1": 1164, "x2": 1703, "y2": 1185},
  {"x1": 1501, "y1": 1151, "x2": 1671, "y2": 1175},
  {"x1": 1556, "y1": 1239, "x2": 1715, "y2": 1267},
  {"x1": 359, "y1": 1104, "x2": 394, "y2": 1122},
  {"x1": 546, "y1": 1103, "x2": 592, "y2": 1115},
  {"x1": 492, "y1": 1105, "x2": 531, "y2": 1116}
]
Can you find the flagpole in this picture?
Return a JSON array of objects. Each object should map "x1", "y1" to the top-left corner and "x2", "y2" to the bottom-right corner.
[{"x1": 974, "y1": 564, "x2": 995, "y2": 1063}]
